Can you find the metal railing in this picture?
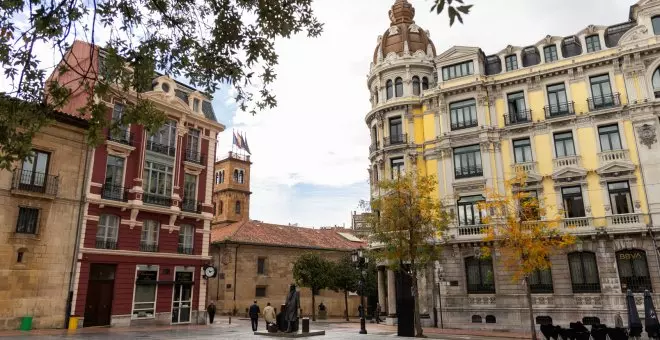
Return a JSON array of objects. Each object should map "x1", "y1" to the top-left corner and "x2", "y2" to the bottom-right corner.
[
  {"x1": 11, "y1": 170, "x2": 59, "y2": 196},
  {"x1": 529, "y1": 284, "x2": 554, "y2": 294},
  {"x1": 107, "y1": 129, "x2": 133, "y2": 146},
  {"x1": 101, "y1": 184, "x2": 128, "y2": 202},
  {"x1": 504, "y1": 110, "x2": 532, "y2": 125},
  {"x1": 143, "y1": 193, "x2": 172, "y2": 207},
  {"x1": 620, "y1": 276, "x2": 653, "y2": 293},
  {"x1": 177, "y1": 245, "x2": 194, "y2": 255},
  {"x1": 383, "y1": 134, "x2": 407, "y2": 147},
  {"x1": 587, "y1": 93, "x2": 621, "y2": 111},
  {"x1": 571, "y1": 283, "x2": 601, "y2": 294},
  {"x1": 454, "y1": 166, "x2": 483, "y2": 179},
  {"x1": 598, "y1": 149, "x2": 629, "y2": 164},
  {"x1": 146, "y1": 140, "x2": 176, "y2": 157},
  {"x1": 181, "y1": 198, "x2": 201, "y2": 213},
  {"x1": 184, "y1": 149, "x2": 205, "y2": 165},
  {"x1": 544, "y1": 101, "x2": 575, "y2": 119},
  {"x1": 96, "y1": 239, "x2": 118, "y2": 250},
  {"x1": 139, "y1": 242, "x2": 159, "y2": 252},
  {"x1": 451, "y1": 120, "x2": 478, "y2": 130},
  {"x1": 513, "y1": 161, "x2": 537, "y2": 173},
  {"x1": 467, "y1": 284, "x2": 496, "y2": 294},
  {"x1": 553, "y1": 155, "x2": 581, "y2": 168},
  {"x1": 369, "y1": 142, "x2": 379, "y2": 154}
]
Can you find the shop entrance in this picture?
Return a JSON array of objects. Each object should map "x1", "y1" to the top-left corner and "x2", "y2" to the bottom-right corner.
[
  {"x1": 171, "y1": 271, "x2": 193, "y2": 324},
  {"x1": 83, "y1": 264, "x2": 116, "y2": 327}
]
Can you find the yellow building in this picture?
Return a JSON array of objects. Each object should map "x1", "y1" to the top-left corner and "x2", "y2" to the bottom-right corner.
[{"x1": 369, "y1": 0, "x2": 660, "y2": 331}]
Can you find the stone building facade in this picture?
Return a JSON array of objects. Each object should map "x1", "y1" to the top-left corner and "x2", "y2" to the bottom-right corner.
[
  {"x1": 368, "y1": 0, "x2": 660, "y2": 332},
  {"x1": 0, "y1": 110, "x2": 89, "y2": 330},
  {"x1": 212, "y1": 152, "x2": 251, "y2": 226}
]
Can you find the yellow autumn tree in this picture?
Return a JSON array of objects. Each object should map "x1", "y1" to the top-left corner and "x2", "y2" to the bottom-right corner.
[
  {"x1": 480, "y1": 172, "x2": 575, "y2": 340},
  {"x1": 361, "y1": 172, "x2": 450, "y2": 337}
]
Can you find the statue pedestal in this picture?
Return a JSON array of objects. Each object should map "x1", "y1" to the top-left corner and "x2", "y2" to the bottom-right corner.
[{"x1": 318, "y1": 310, "x2": 327, "y2": 320}]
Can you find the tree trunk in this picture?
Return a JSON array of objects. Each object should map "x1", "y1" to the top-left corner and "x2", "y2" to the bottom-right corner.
[
  {"x1": 525, "y1": 277, "x2": 537, "y2": 340},
  {"x1": 312, "y1": 291, "x2": 316, "y2": 322},
  {"x1": 412, "y1": 267, "x2": 424, "y2": 337},
  {"x1": 344, "y1": 290, "x2": 349, "y2": 321}
]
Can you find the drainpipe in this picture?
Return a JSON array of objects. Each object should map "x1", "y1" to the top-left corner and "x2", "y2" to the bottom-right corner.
[{"x1": 65, "y1": 145, "x2": 92, "y2": 328}]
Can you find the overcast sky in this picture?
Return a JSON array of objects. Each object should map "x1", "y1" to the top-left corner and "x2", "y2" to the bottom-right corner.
[{"x1": 0, "y1": 0, "x2": 635, "y2": 228}]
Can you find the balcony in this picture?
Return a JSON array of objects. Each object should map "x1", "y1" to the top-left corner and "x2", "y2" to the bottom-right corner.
[
  {"x1": 560, "y1": 217, "x2": 592, "y2": 229},
  {"x1": 605, "y1": 213, "x2": 646, "y2": 230},
  {"x1": 139, "y1": 242, "x2": 159, "y2": 252},
  {"x1": 513, "y1": 161, "x2": 537, "y2": 174},
  {"x1": 11, "y1": 170, "x2": 59, "y2": 196},
  {"x1": 451, "y1": 120, "x2": 478, "y2": 131},
  {"x1": 384, "y1": 134, "x2": 407, "y2": 147},
  {"x1": 598, "y1": 149, "x2": 630, "y2": 166},
  {"x1": 369, "y1": 142, "x2": 380, "y2": 154},
  {"x1": 177, "y1": 245, "x2": 193, "y2": 255},
  {"x1": 96, "y1": 239, "x2": 118, "y2": 250},
  {"x1": 544, "y1": 102, "x2": 575, "y2": 119},
  {"x1": 101, "y1": 184, "x2": 128, "y2": 202},
  {"x1": 181, "y1": 198, "x2": 201, "y2": 213},
  {"x1": 553, "y1": 155, "x2": 581, "y2": 170},
  {"x1": 107, "y1": 129, "x2": 133, "y2": 146},
  {"x1": 529, "y1": 284, "x2": 554, "y2": 294},
  {"x1": 588, "y1": 93, "x2": 621, "y2": 111},
  {"x1": 454, "y1": 166, "x2": 483, "y2": 179},
  {"x1": 184, "y1": 149, "x2": 205, "y2": 165},
  {"x1": 504, "y1": 110, "x2": 532, "y2": 126},
  {"x1": 457, "y1": 224, "x2": 488, "y2": 237},
  {"x1": 143, "y1": 193, "x2": 172, "y2": 207},
  {"x1": 146, "y1": 140, "x2": 176, "y2": 157}
]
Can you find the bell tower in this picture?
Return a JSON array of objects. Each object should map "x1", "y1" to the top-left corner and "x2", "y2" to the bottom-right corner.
[{"x1": 212, "y1": 151, "x2": 252, "y2": 226}]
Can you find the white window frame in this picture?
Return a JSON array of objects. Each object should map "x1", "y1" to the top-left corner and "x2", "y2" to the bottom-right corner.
[
  {"x1": 147, "y1": 119, "x2": 178, "y2": 150},
  {"x1": 97, "y1": 214, "x2": 120, "y2": 242},
  {"x1": 141, "y1": 220, "x2": 159, "y2": 246},
  {"x1": 179, "y1": 224, "x2": 194, "y2": 250},
  {"x1": 143, "y1": 161, "x2": 174, "y2": 196},
  {"x1": 131, "y1": 264, "x2": 159, "y2": 320}
]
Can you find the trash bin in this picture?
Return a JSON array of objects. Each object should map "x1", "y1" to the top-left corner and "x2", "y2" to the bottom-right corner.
[
  {"x1": 68, "y1": 316, "x2": 80, "y2": 330},
  {"x1": 19, "y1": 316, "x2": 32, "y2": 331}
]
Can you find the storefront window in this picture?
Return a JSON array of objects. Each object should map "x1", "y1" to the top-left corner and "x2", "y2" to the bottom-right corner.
[{"x1": 133, "y1": 265, "x2": 158, "y2": 319}]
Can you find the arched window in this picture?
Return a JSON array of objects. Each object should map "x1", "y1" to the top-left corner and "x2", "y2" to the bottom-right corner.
[
  {"x1": 485, "y1": 315, "x2": 496, "y2": 324},
  {"x1": 568, "y1": 251, "x2": 601, "y2": 293},
  {"x1": 652, "y1": 67, "x2": 660, "y2": 98},
  {"x1": 235, "y1": 200, "x2": 241, "y2": 214},
  {"x1": 238, "y1": 170, "x2": 244, "y2": 184},
  {"x1": 412, "y1": 76, "x2": 420, "y2": 95},
  {"x1": 465, "y1": 256, "x2": 495, "y2": 293},
  {"x1": 219, "y1": 171, "x2": 224, "y2": 183},
  {"x1": 386, "y1": 80, "x2": 393, "y2": 99},
  {"x1": 471, "y1": 315, "x2": 482, "y2": 323},
  {"x1": 616, "y1": 249, "x2": 652, "y2": 292},
  {"x1": 395, "y1": 77, "x2": 403, "y2": 97},
  {"x1": 653, "y1": 16, "x2": 660, "y2": 35},
  {"x1": 529, "y1": 267, "x2": 553, "y2": 293},
  {"x1": 422, "y1": 77, "x2": 429, "y2": 90},
  {"x1": 233, "y1": 169, "x2": 239, "y2": 182},
  {"x1": 219, "y1": 201, "x2": 223, "y2": 214}
]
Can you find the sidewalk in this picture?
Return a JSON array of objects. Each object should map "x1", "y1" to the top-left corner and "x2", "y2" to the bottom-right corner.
[{"x1": 333, "y1": 322, "x2": 532, "y2": 339}]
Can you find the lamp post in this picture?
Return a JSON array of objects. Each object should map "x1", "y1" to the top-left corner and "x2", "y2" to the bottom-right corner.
[{"x1": 352, "y1": 249, "x2": 368, "y2": 335}]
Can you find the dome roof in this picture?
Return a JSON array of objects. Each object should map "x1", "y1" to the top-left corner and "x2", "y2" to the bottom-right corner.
[{"x1": 373, "y1": 0, "x2": 436, "y2": 64}]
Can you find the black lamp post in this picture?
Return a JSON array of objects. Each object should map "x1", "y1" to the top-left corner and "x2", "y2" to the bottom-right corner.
[{"x1": 352, "y1": 249, "x2": 369, "y2": 335}]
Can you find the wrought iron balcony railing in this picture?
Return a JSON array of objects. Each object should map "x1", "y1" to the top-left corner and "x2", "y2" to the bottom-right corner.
[
  {"x1": 96, "y1": 239, "x2": 118, "y2": 250},
  {"x1": 383, "y1": 134, "x2": 407, "y2": 147},
  {"x1": 571, "y1": 282, "x2": 601, "y2": 294},
  {"x1": 544, "y1": 102, "x2": 574, "y2": 119},
  {"x1": 101, "y1": 184, "x2": 128, "y2": 202},
  {"x1": 467, "y1": 284, "x2": 496, "y2": 294},
  {"x1": 143, "y1": 193, "x2": 172, "y2": 207},
  {"x1": 184, "y1": 149, "x2": 205, "y2": 165},
  {"x1": 146, "y1": 140, "x2": 176, "y2": 157},
  {"x1": 181, "y1": 198, "x2": 201, "y2": 213},
  {"x1": 177, "y1": 245, "x2": 194, "y2": 255},
  {"x1": 139, "y1": 242, "x2": 159, "y2": 252},
  {"x1": 451, "y1": 120, "x2": 478, "y2": 130},
  {"x1": 454, "y1": 166, "x2": 483, "y2": 179},
  {"x1": 504, "y1": 110, "x2": 533, "y2": 126},
  {"x1": 107, "y1": 129, "x2": 133, "y2": 146},
  {"x1": 587, "y1": 93, "x2": 621, "y2": 111},
  {"x1": 529, "y1": 283, "x2": 554, "y2": 294},
  {"x1": 11, "y1": 170, "x2": 59, "y2": 196}
]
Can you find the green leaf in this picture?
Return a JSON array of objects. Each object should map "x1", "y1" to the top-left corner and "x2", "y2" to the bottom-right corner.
[{"x1": 457, "y1": 5, "x2": 473, "y2": 14}]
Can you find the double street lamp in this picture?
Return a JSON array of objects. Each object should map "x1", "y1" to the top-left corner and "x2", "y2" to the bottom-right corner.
[{"x1": 352, "y1": 249, "x2": 369, "y2": 335}]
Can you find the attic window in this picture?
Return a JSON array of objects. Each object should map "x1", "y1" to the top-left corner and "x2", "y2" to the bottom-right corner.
[
  {"x1": 162, "y1": 83, "x2": 170, "y2": 93},
  {"x1": 193, "y1": 98, "x2": 200, "y2": 112}
]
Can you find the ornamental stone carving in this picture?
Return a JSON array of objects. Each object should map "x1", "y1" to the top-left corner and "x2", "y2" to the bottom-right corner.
[
  {"x1": 637, "y1": 123, "x2": 657, "y2": 149},
  {"x1": 389, "y1": 25, "x2": 399, "y2": 35},
  {"x1": 409, "y1": 23, "x2": 420, "y2": 33},
  {"x1": 468, "y1": 296, "x2": 495, "y2": 305}
]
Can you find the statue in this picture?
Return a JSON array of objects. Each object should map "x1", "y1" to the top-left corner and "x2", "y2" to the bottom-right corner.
[
  {"x1": 318, "y1": 302, "x2": 327, "y2": 320},
  {"x1": 284, "y1": 284, "x2": 300, "y2": 333}
]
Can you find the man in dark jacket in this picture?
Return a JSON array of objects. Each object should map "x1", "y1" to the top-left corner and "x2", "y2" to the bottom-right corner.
[
  {"x1": 249, "y1": 300, "x2": 261, "y2": 331},
  {"x1": 207, "y1": 301, "x2": 216, "y2": 324}
]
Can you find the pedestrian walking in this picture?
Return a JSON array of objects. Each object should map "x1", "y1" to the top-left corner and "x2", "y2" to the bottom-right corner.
[
  {"x1": 263, "y1": 302, "x2": 276, "y2": 329},
  {"x1": 375, "y1": 303, "x2": 383, "y2": 324},
  {"x1": 249, "y1": 300, "x2": 261, "y2": 331},
  {"x1": 207, "y1": 301, "x2": 216, "y2": 324}
]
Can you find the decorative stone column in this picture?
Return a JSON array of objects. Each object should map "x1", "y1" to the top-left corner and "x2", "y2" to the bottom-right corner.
[
  {"x1": 387, "y1": 269, "x2": 397, "y2": 321},
  {"x1": 377, "y1": 267, "x2": 386, "y2": 314}
]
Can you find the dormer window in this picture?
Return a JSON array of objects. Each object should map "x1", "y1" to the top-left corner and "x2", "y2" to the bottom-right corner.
[
  {"x1": 193, "y1": 98, "x2": 200, "y2": 112},
  {"x1": 543, "y1": 45, "x2": 558, "y2": 63},
  {"x1": 585, "y1": 35, "x2": 601, "y2": 52},
  {"x1": 505, "y1": 55, "x2": 518, "y2": 71},
  {"x1": 442, "y1": 61, "x2": 474, "y2": 81}
]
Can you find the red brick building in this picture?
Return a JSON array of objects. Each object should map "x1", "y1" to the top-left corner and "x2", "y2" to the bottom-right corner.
[{"x1": 49, "y1": 41, "x2": 224, "y2": 327}]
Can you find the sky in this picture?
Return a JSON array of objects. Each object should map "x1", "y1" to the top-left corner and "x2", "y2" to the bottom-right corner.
[{"x1": 0, "y1": 0, "x2": 635, "y2": 228}]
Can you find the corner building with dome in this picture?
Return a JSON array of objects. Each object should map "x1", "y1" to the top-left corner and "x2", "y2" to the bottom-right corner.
[{"x1": 369, "y1": 0, "x2": 660, "y2": 331}]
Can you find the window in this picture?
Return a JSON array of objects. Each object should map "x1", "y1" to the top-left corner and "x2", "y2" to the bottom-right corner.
[
  {"x1": 256, "y1": 286, "x2": 267, "y2": 297},
  {"x1": 568, "y1": 252, "x2": 601, "y2": 293},
  {"x1": 133, "y1": 266, "x2": 158, "y2": 318},
  {"x1": 422, "y1": 77, "x2": 429, "y2": 90},
  {"x1": 186, "y1": 128, "x2": 200, "y2": 162},
  {"x1": 389, "y1": 117, "x2": 403, "y2": 142},
  {"x1": 386, "y1": 80, "x2": 393, "y2": 99},
  {"x1": 143, "y1": 161, "x2": 173, "y2": 196},
  {"x1": 395, "y1": 77, "x2": 403, "y2": 97},
  {"x1": 608, "y1": 181, "x2": 633, "y2": 215},
  {"x1": 554, "y1": 132, "x2": 575, "y2": 157},
  {"x1": 561, "y1": 186, "x2": 585, "y2": 218},
  {"x1": 653, "y1": 16, "x2": 660, "y2": 35},
  {"x1": 457, "y1": 195, "x2": 484, "y2": 226},
  {"x1": 442, "y1": 60, "x2": 474, "y2": 80},
  {"x1": 182, "y1": 174, "x2": 197, "y2": 212},
  {"x1": 219, "y1": 201, "x2": 223, "y2": 214},
  {"x1": 449, "y1": 99, "x2": 478, "y2": 130},
  {"x1": 513, "y1": 138, "x2": 533, "y2": 163},
  {"x1": 616, "y1": 249, "x2": 652, "y2": 292},
  {"x1": 654, "y1": 67, "x2": 660, "y2": 98},
  {"x1": 465, "y1": 257, "x2": 495, "y2": 293},
  {"x1": 505, "y1": 55, "x2": 518, "y2": 71},
  {"x1": 110, "y1": 103, "x2": 129, "y2": 142},
  {"x1": 412, "y1": 76, "x2": 420, "y2": 95},
  {"x1": 598, "y1": 124, "x2": 622, "y2": 151},
  {"x1": 561, "y1": 36, "x2": 582, "y2": 58},
  {"x1": 178, "y1": 224, "x2": 194, "y2": 254},
  {"x1": 233, "y1": 169, "x2": 244, "y2": 184},
  {"x1": 453, "y1": 144, "x2": 482, "y2": 179},
  {"x1": 585, "y1": 35, "x2": 601, "y2": 52},
  {"x1": 590, "y1": 74, "x2": 614, "y2": 109},
  {"x1": 235, "y1": 200, "x2": 241, "y2": 214},
  {"x1": 140, "y1": 220, "x2": 159, "y2": 252},
  {"x1": 546, "y1": 83, "x2": 569, "y2": 116},
  {"x1": 96, "y1": 214, "x2": 119, "y2": 249},
  {"x1": 257, "y1": 258, "x2": 266, "y2": 275},
  {"x1": 215, "y1": 170, "x2": 225, "y2": 184},
  {"x1": 529, "y1": 268, "x2": 553, "y2": 293},
  {"x1": 17, "y1": 250, "x2": 25, "y2": 263},
  {"x1": 374, "y1": 89, "x2": 378, "y2": 104},
  {"x1": 20, "y1": 150, "x2": 50, "y2": 188},
  {"x1": 193, "y1": 98, "x2": 200, "y2": 112},
  {"x1": 16, "y1": 207, "x2": 39, "y2": 234},
  {"x1": 371, "y1": 126, "x2": 378, "y2": 145},
  {"x1": 507, "y1": 91, "x2": 527, "y2": 115},
  {"x1": 521, "y1": 47, "x2": 541, "y2": 67},
  {"x1": 390, "y1": 157, "x2": 404, "y2": 179},
  {"x1": 543, "y1": 45, "x2": 558, "y2": 62},
  {"x1": 103, "y1": 155, "x2": 125, "y2": 200},
  {"x1": 519, "y1": 191, "x2": 540, "y2": 221},
  {"x1": 112, "y1": 103, "x2": 124, "y2": 124},
  {"x1": 147, "y1": 120, "x2": 177, "y2": 156}
]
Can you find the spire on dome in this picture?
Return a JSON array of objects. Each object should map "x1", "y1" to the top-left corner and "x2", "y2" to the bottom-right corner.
[{"x1": 389, "y1": 0, "x2": 415, "y2": 25}]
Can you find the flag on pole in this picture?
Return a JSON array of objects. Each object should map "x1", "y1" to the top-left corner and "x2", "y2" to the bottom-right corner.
[
  {"x1": 232, "y1": 130, "x2": 239, "y2": 148},
  {"x1": 241, "y1": 132, "x2": 251, "y2": 154}
]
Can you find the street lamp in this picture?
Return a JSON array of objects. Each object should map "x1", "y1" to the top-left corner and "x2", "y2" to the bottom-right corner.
[{"x1": 352, "y1": 249, "x2": 369, "y2": 335}]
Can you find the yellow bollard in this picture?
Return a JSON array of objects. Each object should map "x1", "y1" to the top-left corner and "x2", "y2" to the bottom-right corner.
[{"x1": 68, "y1": 316, "x2": 79, "y2": 330}]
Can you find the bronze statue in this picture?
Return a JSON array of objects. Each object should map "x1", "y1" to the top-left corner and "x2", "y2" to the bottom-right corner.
[{"x1": 284, "y1": 283, "x2": 300, "y2": 333}]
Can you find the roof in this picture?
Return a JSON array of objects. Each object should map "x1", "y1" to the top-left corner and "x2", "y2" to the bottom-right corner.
[{"x1": 210, "y1": 220, "x2": 367, "y2": 251}]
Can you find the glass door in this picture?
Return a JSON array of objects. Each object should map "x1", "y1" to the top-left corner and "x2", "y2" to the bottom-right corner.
[{"x1": 171, "y1": 272, "x2": 193, "y2": 324}]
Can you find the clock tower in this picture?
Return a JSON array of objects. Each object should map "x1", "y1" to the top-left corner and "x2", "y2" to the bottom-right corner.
[{"x1": 212, "y1": 151, "x2": 252, "y2": 227}]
